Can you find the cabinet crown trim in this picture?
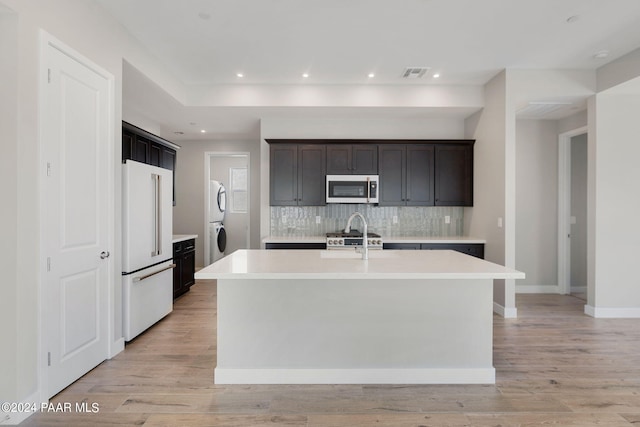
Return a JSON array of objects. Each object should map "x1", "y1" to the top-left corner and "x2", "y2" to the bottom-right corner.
[
  {"x1": 123, "y1": 121, "x2": 181, "y2": 151},
  {"x1": 266, "y1": 139, "x2": 474, "y2": 145}
]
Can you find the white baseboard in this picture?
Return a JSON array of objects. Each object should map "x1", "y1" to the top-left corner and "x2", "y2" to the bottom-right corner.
[
  {"x1": 516, "y1": 284, "x2": 562, "y2": 294},
  {"x1": 585, "y1": 305, "x2": 640, "y2": 318},
  {"x1": 0, "y1": 391, "x2": 40, "y2": 425},
  {"x1": 214, "y1": 368, "x2": 495, "y2": 385},
  {"x1": 109, "y1": 337, "x2": 125, "y2": 358},
  {"x1": 493, "y1": 302, "x2": 518, "y2": 318}
]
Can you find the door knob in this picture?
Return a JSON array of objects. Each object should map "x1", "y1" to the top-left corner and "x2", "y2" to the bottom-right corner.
[{"x1": 100, "y1": 251, "x2": 110, "y2": 259}]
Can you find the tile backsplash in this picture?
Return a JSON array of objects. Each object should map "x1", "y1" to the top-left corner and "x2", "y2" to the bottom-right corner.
[{"x1": 270, "y1": 205, "x2": 464, "y2": 237}]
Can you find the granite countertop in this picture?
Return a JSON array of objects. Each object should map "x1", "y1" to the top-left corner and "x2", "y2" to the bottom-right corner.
[
  {"x1": 195, "y1": 249, "x2": 523, "y2": 280},
  {"x1": 173, "y1": 234, "x2": 198, "y2": 243}
]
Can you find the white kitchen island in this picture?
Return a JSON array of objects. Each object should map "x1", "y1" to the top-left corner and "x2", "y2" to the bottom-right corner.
[{"x1": 195, "y1": 249, "x2": 524, "y2": 385}]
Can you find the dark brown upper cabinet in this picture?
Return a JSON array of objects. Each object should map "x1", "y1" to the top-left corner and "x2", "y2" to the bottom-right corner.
[
  {"x1": 267, "y1": 139, "x2": 473, "y2": 207},
  {"x1": 326, "y1": 144, "x2": 378, "y2": 175},
  {"x1": 378, "y1": 144, "x2": 435, "y2": 206},
  {"x1": 434, "y1": 144, "x2": 473, "y2": 206},
  {"x1": 122, "y1": 121, "x2": 179, "y2": 205},
  {"x1": 270, "y1": 144, "x2": 326, "y2": 206}
]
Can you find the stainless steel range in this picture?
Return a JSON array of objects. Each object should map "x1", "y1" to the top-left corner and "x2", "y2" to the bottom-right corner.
[{"x1": 326, "y1": 230, "x2": 383, "y2": 250}]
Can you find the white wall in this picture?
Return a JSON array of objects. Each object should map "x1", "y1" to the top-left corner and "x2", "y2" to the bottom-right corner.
[
  {"x1": 174, "y1": 140, "x2": 261, "y2": 268},
  {"x1": 558, "y1": 110, "x2": 588, "y2": 134},
  {"x1": 464, "y1": 71, "x2": 513, "y2": 314},
  {"x1": 0, "y1": 5, "x2": 18, "y2": 403},
  {"x1": 597, "y1": 47, "x2": 640, "y2": 93},
  {"x1": 0, "y1": 0, "x2": 185, "y2": 411},
  {"x1": 570, "y1": 133, "x2": 588, "y2": 291},
  {"x1": 589, "y1": 89, "x2": 640, "y2": 315},
  {"x1": 259, "y1": 117, "x2": 466, "y2": 240},
  {"x1": 515, "y1": 119, "x2": 559, "y2": 291}
]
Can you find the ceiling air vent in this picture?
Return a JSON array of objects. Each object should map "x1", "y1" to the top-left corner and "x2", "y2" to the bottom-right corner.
[
  {"x1": 402, "y1": 67, "x2": 430, "y2": 79},
  {"x1": 516, "y1": 101, "x2": 573, "y2": 118}
]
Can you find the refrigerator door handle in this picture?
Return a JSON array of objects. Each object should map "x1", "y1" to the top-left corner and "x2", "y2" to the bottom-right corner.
[
  {"x1": 157, "y1": 174, "x2": 162, "y2": 256},
  {"x1": 151, "y1": 173, "x2": 162, "y2": 257},
  {"x1": 133, "y1": 263, "x2": 176, "y2": 282}
]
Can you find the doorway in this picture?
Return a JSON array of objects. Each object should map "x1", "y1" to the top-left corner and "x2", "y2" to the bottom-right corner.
[
  {"x1": 558, "y1": 128, "x2": 588, "y2": 299},
  {"x1": 204, "y1": 152, "x2": 250, "y2": 265}
]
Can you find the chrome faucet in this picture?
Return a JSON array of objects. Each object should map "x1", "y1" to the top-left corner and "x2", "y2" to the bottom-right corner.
[{"x1": 344, "y1": 212, "x2": 368, "y2": 260}]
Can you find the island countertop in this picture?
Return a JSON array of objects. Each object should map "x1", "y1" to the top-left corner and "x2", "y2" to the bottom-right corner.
[
  {"x1": 261, "y1": 236, "x2": 487, "y2": 244},
  {"x1": 195, "y1": 249, "x2": 524, "y2": 280}
]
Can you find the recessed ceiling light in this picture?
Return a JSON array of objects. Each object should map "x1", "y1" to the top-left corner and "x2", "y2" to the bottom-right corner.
[
  {"x1": 433, "y1": 73, "x2": 440, "y2": 78},
  {"x1": 236, "y1": 73, "x2": 244, "y2": 78},
  {"x1": 174, "y1": 131, "x2": 184, "y2": 135},
  {"x1": 593, "y1": 50, "x2": 609, "y2": 59},
  {"x1": 566, "y1": 15, "x2": 579, "y2": 23},
  {"x1": 302, "y1": 73, "x2": 309, "y2": 78},
  {"x1": 368, "y1": 73, "x2": 375, "y2": 78},
  {"x1": 200, "y1": 130, "x2": 206, "y2": 133}
]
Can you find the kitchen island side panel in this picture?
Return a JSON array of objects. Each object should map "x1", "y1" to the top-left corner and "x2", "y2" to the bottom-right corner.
[{"x1": 215, "y1": 278, "x2": 494, "y2": 384}]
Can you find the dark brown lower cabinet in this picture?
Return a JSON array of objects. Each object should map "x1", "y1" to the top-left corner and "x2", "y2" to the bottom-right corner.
[
  {"x1": 265, "y1": 242, "x2": 327, "y2": 249},
  {"x1": 383, "y1": 242, "x2": 484, "y2": 259},
  {"x1": 173, "y1": 239, "x2": 196, "y2": 299}
]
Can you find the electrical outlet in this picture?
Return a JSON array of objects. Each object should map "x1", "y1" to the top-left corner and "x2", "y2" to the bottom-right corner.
[
  {"x1": 445, "y1": 215, "x2": 451, "y2": 224},
  {"x1": 316, "y1": 216, "x2": 321, "y2": 224},
  {"x1": 498, "y1": 217, "x2": 503, "y2": 228},
  {"x1": 392, "y1": 215, "x2": 398, "y2": 224}
]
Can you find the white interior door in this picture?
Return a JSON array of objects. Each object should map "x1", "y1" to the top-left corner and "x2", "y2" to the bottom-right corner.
[{"x1": 42, "y1": 40, "x2": 111, "y2": 397}]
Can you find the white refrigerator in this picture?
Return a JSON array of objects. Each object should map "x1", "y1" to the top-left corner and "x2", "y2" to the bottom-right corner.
[{"x1": 122, "y1": 160, "x2": 174, "y2": 341}]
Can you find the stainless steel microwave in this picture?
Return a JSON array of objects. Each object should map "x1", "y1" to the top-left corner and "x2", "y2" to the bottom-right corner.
[{"x1": 326, "y1": 175, "x2": 379, "y2": 204}]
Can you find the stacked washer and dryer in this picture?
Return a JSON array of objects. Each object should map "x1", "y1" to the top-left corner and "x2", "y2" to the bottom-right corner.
[{"x1": 209, "y1": 180, "x2": 227, "y2": 264}]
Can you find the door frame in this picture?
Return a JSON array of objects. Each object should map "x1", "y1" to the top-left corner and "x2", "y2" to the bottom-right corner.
[
  {"x1": 557, "y1": 126, "x2": 587, "y2": 295},
  {"x1": 38, "y1": 31, "x2": 117, "y2": 401},
  {"x1": 203, "y1": 151, "x2": 251, "y2": 265}
]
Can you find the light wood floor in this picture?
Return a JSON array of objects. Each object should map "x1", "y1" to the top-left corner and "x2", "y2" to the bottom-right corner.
[{"x1": 22, "y1": 281, "x2": 640, "y2": 426}]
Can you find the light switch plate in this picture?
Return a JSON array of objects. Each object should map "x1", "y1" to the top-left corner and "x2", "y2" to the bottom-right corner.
[
  {"x1": 445, "y1": 215, "x2": 451, "y2": 224},
  {"x1": 316, "y1": 216, "x2": 321, "y2": 224},
  {"x1": 392, "y1": 215, "x2": 398, "y2": 224},
  {"x1": 281, "y1": 216, "x2": 287, "y2": 224},
  {"x1": 498, "y1": 217, "x2": 503, "y2": 228}
]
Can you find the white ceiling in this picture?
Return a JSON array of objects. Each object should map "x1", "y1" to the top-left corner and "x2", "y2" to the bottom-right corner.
[{"x1": 97, "y1": 0, "x2": 640, "y2": 140}]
